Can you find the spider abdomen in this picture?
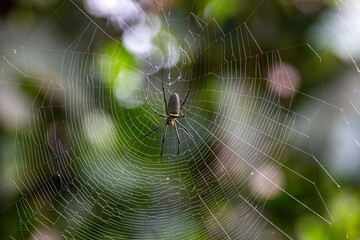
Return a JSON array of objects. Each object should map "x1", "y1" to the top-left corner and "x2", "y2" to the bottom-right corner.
[{"x1": 168, "y1": 93, "x2": 180, "y2": 117}]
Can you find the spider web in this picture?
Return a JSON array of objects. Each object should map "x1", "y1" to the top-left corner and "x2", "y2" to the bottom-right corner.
[{"x1": 0, "y1": 0, "x2": 359, "y2": 239}]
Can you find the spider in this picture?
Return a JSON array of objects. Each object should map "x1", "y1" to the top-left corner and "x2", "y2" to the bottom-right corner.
[{"x1": 136, "y1": 73, "x2": 194, "y2": 159}]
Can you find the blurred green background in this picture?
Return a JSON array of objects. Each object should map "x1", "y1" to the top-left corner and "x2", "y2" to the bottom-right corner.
[{"x1": 0, "y1": 0, "x2": 359, "y2": 239}]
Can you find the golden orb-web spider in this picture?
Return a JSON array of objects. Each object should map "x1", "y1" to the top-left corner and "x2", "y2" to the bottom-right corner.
[{"x1": 136, "y1": 72, "x2": 194, "y2": 159}]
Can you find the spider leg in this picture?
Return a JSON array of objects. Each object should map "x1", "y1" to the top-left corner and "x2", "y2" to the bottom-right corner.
[
  {"x1": 177, "y1": 121, "x2": 194, "y2": 140},
  {"x1": 162, "y1": 69, "x2": 168, "y2": 115},
  {"x1": 134, "y1": 119, "x2": 166, "y2": 140},
  {"x1": 180, "y1": 80, "x2": 192, "y2": 111},
  {"x1": 145, "y1": 98, "x2": 167, "y2": 118},
  {"x1": 159, "y1": 124, "x2": 169, "y2": 161},
  {"x1": 177, "y1": 109, "x2": 190, "y2": 118},
  {"x1": 174, "y1": 123, "x2": 181, "y2": 155}
]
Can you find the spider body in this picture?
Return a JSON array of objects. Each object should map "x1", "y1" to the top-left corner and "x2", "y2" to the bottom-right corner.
[
  {"x1": 167, "y1": 117, "x2": 176, "y2": 127},
  {"x1": 168, "y1": 93, "x2": 180, "y2": 117},
  {"x1": 136, "y1": 73, "x2": 193, "y2": 160}
]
